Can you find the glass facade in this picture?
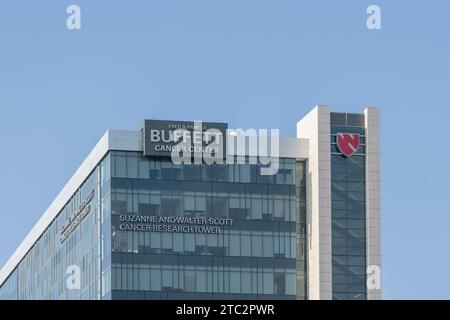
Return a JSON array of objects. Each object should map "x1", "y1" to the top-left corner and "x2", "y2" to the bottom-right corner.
[
  {"x1": 109, "y1": 151, "x2": 306, "y2": 300},
  {"x1": 0, "y1": 151, "x2": 307, "y2": 300},
  {"x1": 330, "y1": 113, "x2": 367, "y2": 300}
]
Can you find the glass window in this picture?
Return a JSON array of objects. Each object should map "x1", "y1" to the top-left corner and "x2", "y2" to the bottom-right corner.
[
  {"x1": 196, "y1": 270, "x2": 206, "y2": 292},
  {"x1": 212, "y1": 165, "x2": 227, "y2": 182},
  {"x1": 348, "y1": 219, "x2": 365, "y2": 229},
  {"x1": 241, "y1": 272, "x2": 251, "y2": 294},
  {"x1": 213, "y1": 271, "x2": 223, "y2": 293},
  {"x1": 150, "y1": 269, "x2": 161, "y2": 291},
  {"x1": 185, "y1": 271, "x2": 195, "y2": 292},
  {"x1": 333, "y1": 219, "x2": 347, "y2": 229},
  {"x1": 330, "y1": 113, "x2": 346, "y2": 126},
  {"x1": 229, "y1": 234, "x2": 240, "y2": 256},
  {"x1": 127, "y1": 155, "x2": 138, "y2": 178},
  {"x1": 263, "y1": 236, "x2": 273, "y2": 258},
  {"x1": 174, "y1": 234, "x2": 183, "y2": 252},
  {"x1": 285, "y1": 234, "x2": 291, "y2": 258},
  {"x1": 207, "y1": 234, "x2": 218, "y2": 248},
  {"x1": 274, "y1": 199, "x2": 284, "y2": 218},
  {"x1": 290, "y1": 235, "x2": 296, "y2": 258},
  {"x1": 162, "y1": 269, "x2": 173, "y2": 288},
  {"x1": 274, "y1": 273, "x2": 285, "y2": 295},
  {"x1": 285, "y1": 273, "x2": 296, "y2": 295},
  {"x1": 348, "y1": 256, "x2": 365, "y2": 266},
  {"x1": 239, "y1": 165, "x2": 251, "y2": 183},
  {"x1": 144, "y1": 232, "x2": 150, "y2": 249},
  {"x1": 173, "y1": 270, "x2": 181, "y2": 290},
  {"x1": 120, "y1": 268, "x2": 127, "y2": 290},
  {"x1": 185, "y1": 234, "x2": 195, "y2": 252},
  {"x1": 138, "y1": 158, "x2": 149, "y2": 179},
  {"x1": 128, "y1": 269, "x2": 134, "y2": 290},
  {"x1": 333, "y1": 255, "x2": 348, "y2": 266},
  {"x1": 348, "y1": 192, "x2": 365, "y2": 202},
  {"x1": 252, "y1": 234, "x2": 262, "y2": 257},
  {"x1": 213, "y1": 197, "x2": 228, "y2": 218},
  {"x1": 136, "y1": 269, "x2": 150, "y2": 290},
  {"x1": 230, "y1": 272, "x2": 241, "y2": 293},
  {"x1": 184, "y1": 196, "x2": 195, "y2": 212},
  {"x1": 333, "y1": 293, "x2": 349, "y2": 300},
  {"x1": 241, "y1": 235, "x2": 251, "y2": 256},
  {"x1": 127, "y1": 193, "x2": 133, "y2": 213},
  {"x1": 289, "y1": 199, "x2": 295, "y2": 221},
  {"x1": 263, "y1": 273, "x2": 274, "y2": 294},
  {"x1": 138, "y1": 232, "x2": 145, "y2": 252},
  {"x1": 151, "y1": 233, "x2": 161, "y2": 249},
  {"x1": 196, "y1": 195, "x2": 206, "y2": 212},
  {"x1": 184, "y1": 165, "x2": 201, "y2": 181},
  {"x1": 348, "y1": 229, "x2": 365, "y2": 239},
  {"x1": 115, "y1": 156, "x2": 126, "y2": 178},
  {"x1": 347, "y1": 182, "x2": 364, "y2": 192},
  {"x1": 172, "y1": 164, "x2": 183, "y2": 180},
  {"x1": 332, "y1": 200, "x2": 347, "y2": 211},
  {"x1": 349, "y1": 266, "x2": 366, "y2": 276},
  {"x1": 229, "y1": 197, "x2": 239, "y2": 209},
  {"x1": 251, "y1": 198, "x2": 262, "y2": 219},
  {"x1": 162, "y1": 233, "x2": 173, "y2": 250},
  {"x1": 196, "y1": 233, "x2": 206, "y2": 251}
]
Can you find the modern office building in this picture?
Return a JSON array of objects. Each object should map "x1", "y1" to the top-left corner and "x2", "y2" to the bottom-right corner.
[{"x1": 0, "y1": 106, "x2": 381, "y2": 300}]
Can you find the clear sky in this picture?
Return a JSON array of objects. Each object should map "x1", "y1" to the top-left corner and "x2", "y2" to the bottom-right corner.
[{"x1": 0, "y1": 1, "x2": 449, "y2": 299}]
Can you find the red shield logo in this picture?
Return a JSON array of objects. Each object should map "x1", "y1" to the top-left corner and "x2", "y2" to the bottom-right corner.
[{"x1": 336, "y1": 133, "x2": 360, "y2": 157}]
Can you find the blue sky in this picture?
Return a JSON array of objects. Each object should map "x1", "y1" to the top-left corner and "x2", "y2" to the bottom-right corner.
[{"x1": 0, "y1": 1, "x2": 449, "y2": 299}]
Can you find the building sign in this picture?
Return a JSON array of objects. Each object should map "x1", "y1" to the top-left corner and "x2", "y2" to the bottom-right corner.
[
  {"x1": 142, "y1": 120, "x2": 228, "y2": 158},
  {"x1": 59, "y1": 190, "x2": 95, "y2": 243},
  {"x1": 118, "y1": 214, "x2": 233, "y2": 234},
  {"x1": 336, "y1": 133, "x2": 360, "y2": 157}
]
